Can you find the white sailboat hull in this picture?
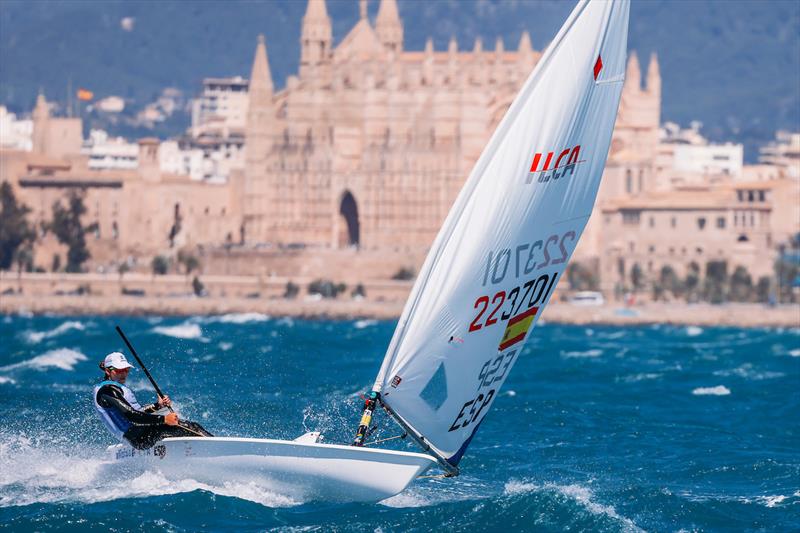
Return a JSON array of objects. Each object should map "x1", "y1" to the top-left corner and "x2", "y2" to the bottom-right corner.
[{"x1": 108, "y1": 436, "x2": 437, "y2": 502}]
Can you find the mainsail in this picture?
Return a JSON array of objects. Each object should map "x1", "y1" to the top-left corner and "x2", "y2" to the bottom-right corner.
[{"x1": 370, "y1": 0, "x2": 630, "y2": 471}]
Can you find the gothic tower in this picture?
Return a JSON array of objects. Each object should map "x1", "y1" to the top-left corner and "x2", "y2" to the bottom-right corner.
[
  {"x1": 244, "y1": 34, "x2": 275, "y2": 242},
  {"x1": 300, "y1": 0, "x2": 332, "y2": 78},
  {"x1": 376, "y1": 0, "x2": 403, "y2": 53},
  {"x1": 32, "y1": 92, "x2": 50, "y2": 154}
]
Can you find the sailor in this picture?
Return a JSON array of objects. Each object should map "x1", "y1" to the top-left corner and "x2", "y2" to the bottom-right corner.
[{"x1": 93, "y1": 351, "x2": 212, "y2": 449}]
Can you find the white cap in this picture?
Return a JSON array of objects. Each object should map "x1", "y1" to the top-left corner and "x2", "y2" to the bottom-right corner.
[{"x1": 104, "y1": 352, "x2": 133, "y2": 370}]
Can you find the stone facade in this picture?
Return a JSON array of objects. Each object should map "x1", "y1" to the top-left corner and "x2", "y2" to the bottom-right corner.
[{"x1": 2, "y1": 0, "x2": 796, "y2": 294}]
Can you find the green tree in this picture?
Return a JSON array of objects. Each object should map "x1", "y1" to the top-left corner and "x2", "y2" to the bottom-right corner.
[
  {"x1": 51, "y1": 254, "x2": 61, "y2": 273},
  {"x1": 567, "y1": 261, "x2": 600, "y2": 291},
  {"x1": 0, "y1": 182, "x2": 35, "y2": 270},
  {"x1": 704, "y1": 260, "x2": 728, "y2": 304},
  {"x1": 651, "y1": 280, "x2": 664, "y2": 301},
  {"x1": 151, "y1": 255, "x2": 169, "y2": 275},
  {"x1": 684, "y1": 261, "x2": 701, "y2": 302},
  {"x1": 659, "y1": 265, "x2": 683, "y2": 298},
  {"x1": 729, "y1": 265, "x2": 753, "y2": 302},
  {"x1": 284, "y1": 281, "x2": 299, "y2": 299},
  {"x1": 177, "y1": 249, "x2": 200, "y2": 274},
  {"x1": 755, "y1": 276, "x2": 772, "y2": 303},
  {"x1": 14, "y1": 243, "x2": 33, "y2": 274},
  {"x1": 49, "y1": 193, "x2": 97, "y2": 273},
  {"x1": 630, "y1": 263, "x2": 645, "y2": 292},
  {"x1": 775, "y1": 243, "x2": 800, "y2": 303}
]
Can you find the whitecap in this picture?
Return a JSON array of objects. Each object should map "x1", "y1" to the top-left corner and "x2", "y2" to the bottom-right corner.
[
  {"x1": 503, "y1": 481, "x2": 642, "y2": 532},
  {"x1": 354, "y1": 319, "x2": 377, "y2": 329},
  {"x1": 757, "y1": 494, "x2": 788, "y2": 507},
  {"x1": 686, "y1": 326, "x2": 703, "y2": 337},
  {"x1": 152, "y1": 323, "x2": 203, "y2": 340},
  {"x1": 24, "y1": 321, "x2": 86, "y2": 344},
  {"x1": 0, "y1": 376, "x2": 16, "y2": 385},
  {"x1": 0, "y1": 436, "x2": 299, "y2": 508},
  {"x1": 713, "y1": 364, "x2": 784, "y2": 381},
  {"x1": 218, "y1": 342, "x2": 233, "y2": 351},
  {"x1": 562, "y1": 349, "x2": 603, "y2": 358},
  {"x1": 212, "y1": 313, "x2": 270, "y2": 324},
  {"x1": 618, "y1": 373, "x2": 661, "y2": 383},
  {"x1": 0, "y1": 348, "x2": 88, "y2": 372},
  {"x1": 692, "y1": 385, "x2": 731, "y2": 396},
  {"x1": 276, "y1": 317, "x2": 295, "y2": 327},
  {"x1": 789, "y1": 349, "x2": 800, "y2": 357}
]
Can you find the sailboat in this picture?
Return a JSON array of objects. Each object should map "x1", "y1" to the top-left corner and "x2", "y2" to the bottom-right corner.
[{"x1": 110, "y1": 0, "x2": 630, "y2": 502}]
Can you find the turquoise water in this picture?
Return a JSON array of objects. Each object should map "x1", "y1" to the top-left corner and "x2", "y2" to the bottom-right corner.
[{"x1": 0, "y1": 314, "x2": 798, "y2": 531}]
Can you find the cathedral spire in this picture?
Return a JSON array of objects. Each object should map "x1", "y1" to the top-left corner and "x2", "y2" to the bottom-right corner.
[
  {"x1": 626, "y1": 52, "x2": 641, "y2": 90},
  {"x1": 376, "y1": 0, "x2": 403, "y2": 53},
  {"x1": 247, "y1": 34, "x2": 274, "y2": 140},
  {"x1": 448, "y1": 35, "x2": 458, "y2": 55},
  {"x1": 473, "y1": 36, "x2": 483, "y2": 54},
  {"x1": 300, "y1": 0, "x2": 332, "y2": 75},
  {"x1": 424, "y1": 37, "x2": 434, "y2": 56},
  {"x1": 518, "y1": 31, "x2": 532, "y2": 54},
  {"x1": 647, "y1": 52, "x2": 661, "y2": 94},
  {"x1": 250, "y1": 34, "x2": 274, "y2": 98}
]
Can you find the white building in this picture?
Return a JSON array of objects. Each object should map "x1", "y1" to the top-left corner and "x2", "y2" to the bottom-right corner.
[
  {"x1": 191, "y1": 76, "x2": 249, "y2": 137},
  {"x1": 82, "y1": 129, "x2": 138, "y2": 170},
  {"x1": 0, "y1": 106, "x2": 33, "y2": 151},
  {"x1": 159, "y1": 140, "x2": 204, "y2": 181},
  {"x1": 759, "y1": 130, "x2": 800, "y2": 179},
  {"x1": 658, "y1": 121, "x2": 743, "y2": 183}
]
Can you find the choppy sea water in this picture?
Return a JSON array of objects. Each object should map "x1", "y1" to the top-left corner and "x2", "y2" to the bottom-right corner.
[{"x1": 0, "y1": 314, "x2": 798, "y2": 532}]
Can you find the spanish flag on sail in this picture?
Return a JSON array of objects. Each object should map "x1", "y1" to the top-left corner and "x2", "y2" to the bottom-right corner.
[{"x1": 498, "y1": 306, "x2": 538, "y2": 351}]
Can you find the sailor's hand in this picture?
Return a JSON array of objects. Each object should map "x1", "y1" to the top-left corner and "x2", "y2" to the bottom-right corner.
[
  {"x1": 156, "y1": 395, "x2": 172, "y2": 409},
  {"x1": 164, "y1": 412, "x2": 179, "y2": 426}
]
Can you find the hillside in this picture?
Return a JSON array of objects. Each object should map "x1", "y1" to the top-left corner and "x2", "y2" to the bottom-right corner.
[{"x1": 1, "y1": 0, "x2": 798, "y2": 160}]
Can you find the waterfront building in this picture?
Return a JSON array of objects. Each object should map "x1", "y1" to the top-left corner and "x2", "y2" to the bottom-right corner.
[
  {"x1": 0, "y1": 106, "x2": 33, "y2": 151},
  {"x1": 82, "y1": 129, "x2": 139, "y2": 170},
  {"x1": 0, "y1": 0, "x2": 796, "y2": 296},
  {"x1": 191, "y1": 76, "x2": 249, "y2": 138},
  {"x1": 759, "y1": 130, "x2": 800, "y2": 179}
]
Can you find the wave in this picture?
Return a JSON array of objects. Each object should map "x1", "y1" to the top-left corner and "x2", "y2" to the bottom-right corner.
[
  {"x1": 618, "y1": 372, "x2": 662, "y2": 383},
  {"x1": 354, "y1": 319, "x2": 378, "y2": 329},
  {"x1": 713, "y1": 364, "x2": 785, "y2": 381},
  {"x1": 686, "y1": 326, "x2": 704, "y2": 337},
  {"x1": 0, "y1": 432, "x2": 299, "y2": 509},
  {"x1": 789, "y1": 348, "x2": 800, "y2": 357},
  {"x1": 207, "y1": 313, "x2": 270, "y2": 325},
  {"x1": 24, "y1": 321, "x2": 86, "y2": 344},
  {"x1": 152, "y1": 323, "x2": 204, "y2": 340},
  {"x1": 503, "y1": 480, "x2": 643, "y2": 532},
  {"x1": 692, "y1": 385, "x2": 731, "y2": 396},
  {"x1": 0, "y1": 376, "x2": 16, "y2": 385},
  {"x1": 562, "y1": 349, "x2": 603, "y2": 358},
  {"x1": 0, "y1": 348, "x2": 88, "y2": 372}
]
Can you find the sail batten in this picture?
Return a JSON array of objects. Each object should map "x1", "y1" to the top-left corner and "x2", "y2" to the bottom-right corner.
[{"x1": 375, "y1": 0, "x2": 630, "y2": 466}]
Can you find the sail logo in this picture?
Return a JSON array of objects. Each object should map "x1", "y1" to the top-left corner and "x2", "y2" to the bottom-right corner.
[{"x1": 526, "y1": 145, "x2": 584, "y2": 184}]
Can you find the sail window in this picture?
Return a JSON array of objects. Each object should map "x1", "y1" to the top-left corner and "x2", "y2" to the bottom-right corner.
[{"x1": 420, "y1": 362, "x2": 448, "y2": 411}]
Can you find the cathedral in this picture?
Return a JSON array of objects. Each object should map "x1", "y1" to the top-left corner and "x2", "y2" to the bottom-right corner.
[{"x1": 243, "y1": 0, "x2": 660, "y2": 254}]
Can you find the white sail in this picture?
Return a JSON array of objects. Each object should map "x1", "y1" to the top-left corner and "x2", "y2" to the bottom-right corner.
[{"x1": 373, "y1": 0, "x2": 630, "y2": 468}]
